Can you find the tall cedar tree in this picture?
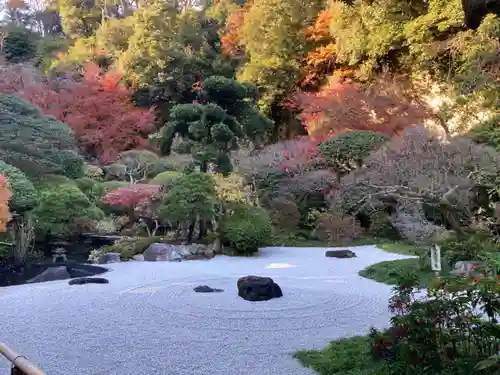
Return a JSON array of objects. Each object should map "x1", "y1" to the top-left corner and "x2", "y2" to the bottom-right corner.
[{"x1": 0, "y1": 63, "x2": 156, "y2": 163}]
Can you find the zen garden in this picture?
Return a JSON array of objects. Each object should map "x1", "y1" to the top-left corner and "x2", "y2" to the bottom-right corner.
[{"x1": 0, "y1": 0, "x2": 499, "y2": 374}]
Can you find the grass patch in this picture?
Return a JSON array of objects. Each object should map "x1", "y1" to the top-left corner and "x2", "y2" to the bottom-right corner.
[
  {"x1": 375, "y1": 241, "x2": 426, "y2": 256},
  {"x1": 294, "y1": 336, "x2": 388, "y2": 375},
  {"x1": 359, "y1": 258, "x2": 437, "y2": 287}
]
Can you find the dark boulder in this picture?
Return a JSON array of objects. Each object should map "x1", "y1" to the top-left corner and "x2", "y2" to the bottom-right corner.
[
  {"x1": 193, "y1": 285, "x2": 224, "y2": 293},
  {"x1": 27, "y1": 266, "x2": 71, "y2": 283},
  {"x1": 69, "y1": 277, "x2": 109, "y2": 285},
  {"x1": 237, "y1": 276, "x2": 283, "y2": 302},
  {"x1": 325, "y1": 249, "x2": 357, "y2": 258},
  {"x1": 462, "y1": 0, "x2": 500, "y2": 29}
]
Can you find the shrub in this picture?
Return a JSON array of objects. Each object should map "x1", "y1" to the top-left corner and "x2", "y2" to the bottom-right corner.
[
  {"x1": 319, "y1": 131, "x2": 389, "y2": 173},
  {"x1": 268, "y1": 198, "x2": 301, "y2": 230},
  {"x1": 438, "y1": 233, "x2": 499, "y2": 266},
  {"x1": 314, "y1": 213, "x2": 363, "y2": 245},
  {"x1": 149, "y1": 171, "x2": 181, "y2": 187},
  {"x1": 469, "y1": 115, "x2": 500, "y2": 150},
  {"x1": 220, "y1": 203, "x2": 272, "y2": 255},
  {"x1": 74, "y1": 177, "x2": 105, "y2": 204},
  {"x1": 33, "y1": 183, "x2": 105, "y2": 237},
  {"x1": 367, "y1": 211, "x2": 401, "y2": 240},
  {"x1": 335, "y1": 126, "x2": 500, "y2": 241},
  {"x1": 101, "y1": 180, "x2": 129, "y2": 192},
  {"x1": 91, "y1": 236, "x2": 167, "y2": 260},
  {"x1": 3, "y1": 28, "x2": 37, "y2": 63},
  {"x1": 159, "y1": 173, "x2": 216, "y2": 224},
  {"x1": 0, "y1": 94, "x2": 83, "y2": 178},
  {"x1": 0, "y1": 160, "x2": 38, "y2": 213}
]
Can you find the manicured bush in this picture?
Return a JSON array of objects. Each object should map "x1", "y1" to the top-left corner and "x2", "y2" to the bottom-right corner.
[
  {"x1": 220, "y1": 203, "x2": 272, "y2": 255},
  {"x1": 0, "y1": 160, "x2": 38, "y2": 213},
  {"x1": 33, "y1": 183, "x2": 105, "y2": 237},
  {"x1": 149, "y1": 171, "x2": 181, "y2": 187},
  {"x1": 159, "y1": 173, "x2": 216, "y2": 224},
  {"x1": 318, "y1": 131, "x2": 389, "y2": 172},
  {"x1": 74, "y1": 177, "x2": 105, "y2": 203}
]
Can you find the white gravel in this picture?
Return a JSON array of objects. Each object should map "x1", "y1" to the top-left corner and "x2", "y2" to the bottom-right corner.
[{"x1": 0, "y1": 245, "x2": 413, "y2": 375}]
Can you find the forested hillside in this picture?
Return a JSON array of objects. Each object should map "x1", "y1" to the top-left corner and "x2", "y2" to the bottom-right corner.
[{"x1": 0, "y1": 0, "x2": 498, "y2": 264}]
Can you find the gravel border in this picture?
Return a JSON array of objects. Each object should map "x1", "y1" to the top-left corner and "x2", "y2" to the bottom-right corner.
[{"x1": 0, "y1": 245, "x2": 413, "y2": 375}]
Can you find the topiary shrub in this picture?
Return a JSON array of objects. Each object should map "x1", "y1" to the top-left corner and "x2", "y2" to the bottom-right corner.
[
  {"x1": 319, "y1": 131, "x2": 389, "y2": 172},
  {"x1": 219, "y1": 203, "x2": 273, "y2": 255},
  {"x1": 0, "y1": 160, "x2": 38, "y2": 213},
  {"x1": 149, "y1": 171, "x2": 181, "y2": 187},
  {"x1": 74, "y1": 177, "x2": 105, "y2": 204},
  {"x1": 33, "y1": 183, "x2": 105, "y2": 238}
]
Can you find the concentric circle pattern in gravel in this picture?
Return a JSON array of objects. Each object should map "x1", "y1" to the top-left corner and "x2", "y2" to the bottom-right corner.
[{"x1": 0, "y1": 245, "x2": 414, "y2": 375}]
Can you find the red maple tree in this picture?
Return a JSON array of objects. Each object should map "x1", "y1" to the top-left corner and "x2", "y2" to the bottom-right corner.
[
  {"x1": 103, "y1": 184, "x2": 162, "y2": 221},
  {"x1": 0, "y1": 63, "x2": 156, "y2": 163},
  {"x1": 280, "y1": 76, "x2": 428, "y2": 172},
  {"x1": 290, "y1": 76, "x2": 427, "y2": 138}
]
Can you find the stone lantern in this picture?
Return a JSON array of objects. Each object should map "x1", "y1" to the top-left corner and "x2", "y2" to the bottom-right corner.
[{"x1": 52, "y1": 247, "x2": 67, "y2": 263}]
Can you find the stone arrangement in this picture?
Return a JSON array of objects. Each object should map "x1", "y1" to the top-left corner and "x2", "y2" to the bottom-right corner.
[
  {"x1": 142, "y1": 243, "x2": 216, "y2": 262},
  {"x1": 237, "y1": 275, "x2": 283, "y2": 302}
]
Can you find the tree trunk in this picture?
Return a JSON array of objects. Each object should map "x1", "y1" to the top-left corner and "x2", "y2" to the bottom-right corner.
[
  {"x1": 9, "y1": 213, "x2": 35, "y2": 265},
  {"x1": 187, "y1": 221, "x2": 195, "y2": 243}
]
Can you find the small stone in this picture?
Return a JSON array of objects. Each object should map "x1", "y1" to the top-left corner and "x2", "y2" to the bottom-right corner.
[
  {"x1": 325, "y1": 249, "x2": 357, "y2": 258},
  {"x1": 193, "y1": 285, "x2": 224, "y2": 293},
  {"x1": 237, "y1": 276, "x2": 283, "y2": 302},
  {"x1": 132, "y1": 254, "x2": 145, "y2": 261},
  {"x1": 69, "y1": 277, "x2": 109, "y2": 285}
]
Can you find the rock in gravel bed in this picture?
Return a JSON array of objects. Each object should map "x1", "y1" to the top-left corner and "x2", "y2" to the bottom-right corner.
[
  {"x1": 237, "y1": 276, "x2": 283, "y2": 302},
  {"x1": 193, "y1": 285, "x2": 224, "y2": 293},
  {"x1": 325, "y1": 249, "x2": 357, "y2": 258}
]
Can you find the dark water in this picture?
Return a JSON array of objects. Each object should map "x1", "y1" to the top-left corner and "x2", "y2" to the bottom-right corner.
[
  {"x1": 0, "y1": 235, "x2": 116, "y2": 287},
  {"x1": 0, "y1": 262, "x2": 109, "y2": 287}
]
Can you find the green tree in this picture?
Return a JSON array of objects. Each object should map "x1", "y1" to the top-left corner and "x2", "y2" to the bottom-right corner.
[
  {"x1": 159, "y1": 76, "x2": 273, "y2": 174},
  {"x1": 158, "y1": 172, "x2": 216, "y2": 242},
  {"x1": 58, "y1": 0, "x2": 102, "y2": 38},
  {"x1": 0, "y1": 94, "x2": 84, "y2": 178},
  {"x1": 3, "y1": 27, "x2": 38, "y2": 63},
  {"x1": 33, "y1": 182, "x2": 105, "y2": 238},
  {"x1": 238, "y1": 0, "x2": 324, "y2": 110},
  {"x1": 120, "y1": 5, "x2": 234, "y2": 120}
]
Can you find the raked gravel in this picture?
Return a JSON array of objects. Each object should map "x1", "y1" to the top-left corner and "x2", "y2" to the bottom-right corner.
[{"x1": 0, "y1": 245, "x2": 414, "y2": 375}]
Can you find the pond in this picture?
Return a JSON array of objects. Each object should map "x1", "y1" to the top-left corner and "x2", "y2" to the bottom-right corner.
[{"x1": 0, "y1": 234, "x2": 117, "y2": 287}]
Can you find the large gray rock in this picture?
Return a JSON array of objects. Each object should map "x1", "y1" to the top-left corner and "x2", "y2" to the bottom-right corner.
[
  {"x1": 98, "y1": 252, "x2": 121, "y2": 264},
  {"x1": 143, "y1": 243, "x2": 190, "y2": 262},
  {"x1": 27, "y1": 266, "x2": 71, "y2": 284}
]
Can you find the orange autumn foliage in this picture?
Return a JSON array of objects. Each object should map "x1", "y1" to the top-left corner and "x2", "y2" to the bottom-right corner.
[
  {"x1": 221, "y1": 1, "x2": 253, "y2": 57},
  {"x1": 301, "y1": 9, "x2": 336, "y2": 87},
  {"x1": 290, "y1": 76, "x2": 428, "y2": 138},
  {"x1": 0, "y1": 175, "x2": 12, "y2": 232}
]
